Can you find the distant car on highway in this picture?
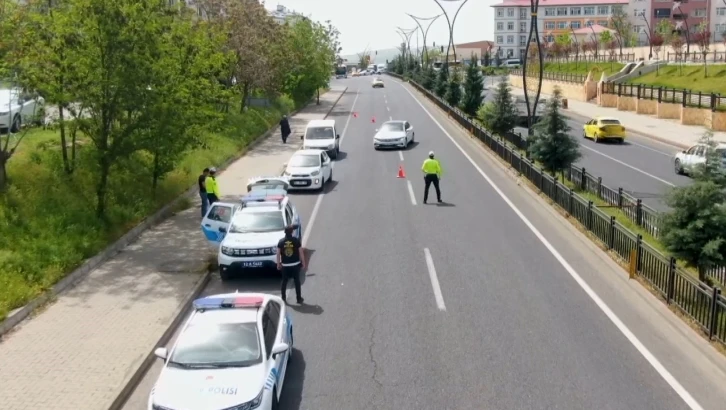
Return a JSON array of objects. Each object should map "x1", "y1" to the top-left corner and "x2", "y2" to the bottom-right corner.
[
  {"x1": 373, "y1": 120, "x2": 415, "y2": 149},
  {"x1": 582, "y1": 116, "x2": 626, "y2": 143},
  {"x1": 674, "y1": 142, "x2": 726, "y2": 175},
  {"x1": 372, "y1": 77, "x2": 384, "y2": 88},
  {"x1": 282, "y1": 149, "x2": 333, "y2": 190},
  {"x1": 201, "y1": 191, "x2": 301, "y2": 280},
  {"x1": 148, "y1": 293, "x2": 293, "y2": 410}
]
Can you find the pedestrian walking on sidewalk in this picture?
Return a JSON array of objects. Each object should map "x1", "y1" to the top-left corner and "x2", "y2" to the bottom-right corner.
[
  {"x1": 205, "y1": 167, "x2": 221, "y2": 205},
  {"x1": 277, "y1": 225, "x2": 306, "y2": 304},
  {"x1": 280, "y1": 115, "x2": 291, "y2": 144},
  {"x1": 421, "y1": 151, "x2": 443, "y2": 204},
  {"x1": 198, "y1": 168, "x2": 210, "y2": 217}
]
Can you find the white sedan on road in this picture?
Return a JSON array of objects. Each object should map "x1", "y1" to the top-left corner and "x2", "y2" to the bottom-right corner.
[
  {"x1": 372, "y1": 77, "x2": 384, "y2": 88},
  {"x1": 282, "y1": 149, "x2": 333, "y2": 190},
  {"x1": 674, "y1": 142, "x2": 726, "y2": 175},
  {"x1": 373, "y1": 120, "x2": 415, "y2": 149},
  {"x1": 148, "y1": 293, "x2": 293, "y2": 410}
]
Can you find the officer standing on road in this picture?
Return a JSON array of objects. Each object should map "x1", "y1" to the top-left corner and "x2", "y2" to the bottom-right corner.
[
  {"x1": 277, "y1": 225, "x2": 307, "y2": 304},
  {"x1": 421, "y1": 151, "x2": 443, "y2": 204},
  {"x1": 205, "y1": 167, "x2": 221, "y2": 205}
]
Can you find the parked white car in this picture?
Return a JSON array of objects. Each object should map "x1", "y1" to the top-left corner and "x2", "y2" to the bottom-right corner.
[
  {"x1": 0, "y1": 89, "x2": 44, "y2": 133},
  {"x1": 283, "y1": 149, "x2": 333, "y2": 190},
  {"x1": 301, "y1": 119, "x2": 340, "y2": 159},
  {"x1": 674, "y1": 142, "x2": 726, "y2": 175}
]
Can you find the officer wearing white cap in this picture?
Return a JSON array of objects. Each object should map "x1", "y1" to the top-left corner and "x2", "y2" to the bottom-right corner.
[
  {"x1": 205, "y1": 167, "x2": 221, "y2": 204},
  {"x1": 421, "y1": 151, "x2": 442, "y2": 204}
]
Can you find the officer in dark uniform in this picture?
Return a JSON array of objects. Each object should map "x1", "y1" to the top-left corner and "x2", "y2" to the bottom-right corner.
[{"x1": 276, "y1": 225, "x2": 307, "y2": 304}]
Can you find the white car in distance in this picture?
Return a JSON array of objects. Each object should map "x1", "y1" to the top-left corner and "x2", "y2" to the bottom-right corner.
[
  {"x1": 283, "y1": 149, "x2": 333, "y2": 190},
  {"x1": 372, "y1": 77, "x2": 384, "y2": 88},
  {"x1": 0, "y1": 88, "x2": 45, "y2": 133},
  {"x1": 674, "y1": 142, "x2": 726, "y2": 176},
  {"x1": 373, "y1": 120, "x2": 415, "y2": 150},
  {"x1": 148, "y1": 293, "x2": 293, "y2": 410}
]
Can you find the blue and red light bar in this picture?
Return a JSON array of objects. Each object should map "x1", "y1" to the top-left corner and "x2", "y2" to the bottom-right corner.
[
  {"x1": 241, "y1": 190, "x2": 286, "y2": 202},
  {"x1": 193, "y1": 295, "x2": 264, "y2": 310}
]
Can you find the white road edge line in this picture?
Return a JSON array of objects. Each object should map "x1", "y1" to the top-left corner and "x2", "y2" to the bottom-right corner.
[
  {"x1": 580, "y1": 145, "x2": 676, "y2": 187},
  {"x1": 399, "y1": 151, "x2": 404, "y2": 161},
  {"x1": 302, "y1": 88, "x2": 360, "y2": 249},
  {"x1": 407, "y1": 180, "x2": 417, "y2": 206},
  {"x1": 424, "y1": 248, "x2": 446, "y2": 311},
  {"x1": 397, "y1": 80, "x2": 703, "y2": 410}
]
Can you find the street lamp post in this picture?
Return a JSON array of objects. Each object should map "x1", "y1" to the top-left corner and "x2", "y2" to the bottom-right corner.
[
  {"x1": 407, "y1": 13, "x2": 443, "y2": 66},
  {"x1": 397, "y1": 27, "x2": 418, "y2": 74},
  {"x1": 522, "y1": 0, "x2": 544, "y2": 140},
  {"x1": 433, "y1": 0, "x2": 470, "y2": 69}
]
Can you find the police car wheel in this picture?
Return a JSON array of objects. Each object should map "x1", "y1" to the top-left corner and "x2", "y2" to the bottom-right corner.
[
  {"x1": 219, "y1": 267, "x2": 231, "y2": 281},
  {"x1": 271, "y1": 387, "x2": 279, "y2": 410},
  {"x1": 328, "y1": 170, "x2": 333, "y2": 183}
]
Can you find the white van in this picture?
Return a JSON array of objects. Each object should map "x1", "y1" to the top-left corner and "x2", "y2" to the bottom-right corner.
[
  {"x1": 302, "y1": 119, "x2": 340, "y2": 159},
  {"x1": 502, "y1": 59, "x2": 521, "y2": 68}
]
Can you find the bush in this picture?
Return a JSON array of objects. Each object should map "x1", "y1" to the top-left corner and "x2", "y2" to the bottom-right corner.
[{"x1": 0, "y1": 99, "x2": 292, "y2": 320}]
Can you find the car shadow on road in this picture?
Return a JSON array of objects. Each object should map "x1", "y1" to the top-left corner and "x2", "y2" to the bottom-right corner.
[
  {"x1": 216, "y1": 269, "x2": 282, "y2": 294},
  {"x1": 279, "y1": 348, "x2": 306, "y2": 410},
  {"x1": 288, "y1": 180, "x2": 339, "y2": 196},
  {"x1": 406, "y1": 141, "x2": 420, "y2": 151},
  {"x1": 334, "y1": 151, "x2": 348, "y2": 161}
]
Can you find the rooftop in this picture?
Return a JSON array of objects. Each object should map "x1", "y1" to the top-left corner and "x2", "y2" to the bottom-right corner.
[
  {"x1": 307, "y1": 119, "x2": 335, "y2": 126},
  {"x1": 492, "y1": 0, "x2": 626, "y2": 7}
]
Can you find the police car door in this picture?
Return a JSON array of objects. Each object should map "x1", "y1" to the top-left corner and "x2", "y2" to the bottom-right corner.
[
  {"x1": 263, "y1": 303, "x2": 288, "y2": 399},
  {"x1": 284, "y1": 203, "x2": 301, "y2": 239},
  {"x1": 201, "y1": 202, "x2": 237, "y2": 244},
  {"x1": 269, "y1": 301, "x2": 291, "y2": 393}
]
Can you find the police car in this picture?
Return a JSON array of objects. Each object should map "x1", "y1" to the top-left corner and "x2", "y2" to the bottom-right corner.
[
  {"x1": 201, "y1": 190, "x2": 302, "y2": 281},
  {"x1": 148, "y1": 293, "x2": 293, "y2": 410}
]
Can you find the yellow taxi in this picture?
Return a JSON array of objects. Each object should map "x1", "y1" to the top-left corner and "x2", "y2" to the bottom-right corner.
[{"x1": 582, "y1": 116, "x2": 626, "y2": 143}]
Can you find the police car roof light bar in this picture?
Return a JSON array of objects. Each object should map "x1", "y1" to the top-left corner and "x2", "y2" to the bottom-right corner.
[{"x1": 193, "y1": 295, "x2": 265, "y2": 310}]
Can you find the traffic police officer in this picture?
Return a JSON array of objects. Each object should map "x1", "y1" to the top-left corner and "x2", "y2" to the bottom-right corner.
[
  {"x1": 205, "y1": 167, "x2": 221, "y2": 204},
  {"x1": 421, "y1": 151, "x2": 443, "y2": 204}
]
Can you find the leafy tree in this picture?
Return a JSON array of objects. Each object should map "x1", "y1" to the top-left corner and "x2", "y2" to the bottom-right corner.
[
  {"x1": 421, "y1": 65, "x2": 436, "y2": 91},
  {"x1": 609, "y1": 7, "x2": 631, "y2": 56},
  {"x1": 528, "y1": 87, "x2": 581, "y2": 181},
  {"x1": 445, "y1": 68, "x2": 462, "y2": 107},
  {"x1": 493, "y1": 51, "x2": 501, "y2": 67},
  {"x1": 661, "y1": 131, "x2": 726, "y2": 283},
  {"x1": 281, "y1": 18, "x2": 333, "y2": 106},
  {"x1": 693, "y1": 22, "x2": 711, "y2": 76},
  {"x1": 477, "y1": 80, "x2": 516, "y2": 136},
  {"x1": 434, "y1": 66, "x2": 448, "y2": 98},
  {"x1": 460, "y1": 56, "x2": 483, "y2": 116},
  {"x1": 483, "y1": 51, "x2": 490, "y2": 67}
]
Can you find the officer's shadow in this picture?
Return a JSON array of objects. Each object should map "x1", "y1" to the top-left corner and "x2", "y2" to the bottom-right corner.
[{"x1": 435, "y1": 201, "x2": 455, "y2": 207}]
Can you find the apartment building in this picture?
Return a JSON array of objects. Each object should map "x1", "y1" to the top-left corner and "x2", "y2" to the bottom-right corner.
[
  {"x1": 710, "y1": 1, "x2": 726, "y2": 42},
  {"x1": 267, "y1": 4, "x2": 307, "y2": 25}
]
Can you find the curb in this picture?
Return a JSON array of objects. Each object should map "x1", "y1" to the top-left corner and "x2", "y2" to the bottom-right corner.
[
  {"x1": 0, "y1": 89, "x2": 344, "y2": 338},
  {"x1": 106, "y1": 86, "x2": 348, "y2": 410},
  {"x1": 106, "y1": 270, "x2": 211, "y2": 410}
]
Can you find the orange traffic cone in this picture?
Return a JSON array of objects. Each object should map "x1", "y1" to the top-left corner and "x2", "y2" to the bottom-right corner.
[
  {"x1": 397, "y1": 165, "x2": 406, "y2": 178},
  {"x1": 353, "y1": 112, "x2": 358, "y2": 118},
  {"x1": 371, "y1": 116, "x2": 376, "y2": 123}
]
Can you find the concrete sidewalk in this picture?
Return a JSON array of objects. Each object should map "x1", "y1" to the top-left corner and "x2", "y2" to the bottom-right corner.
[
  {"x1": 0, "y1": 87, "x2": 346, "y2": 410},
  {"x1": 506, "y1": 81, "x2": 726, "y2": 149}
]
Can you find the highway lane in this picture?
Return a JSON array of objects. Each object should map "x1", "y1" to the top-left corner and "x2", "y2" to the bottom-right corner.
[
  {"x1": 487, "y1": 79, "x2": 691, "y2": 212},
  {"x1": 123, "y1": 76, "x2": 726, "y2": 410}
]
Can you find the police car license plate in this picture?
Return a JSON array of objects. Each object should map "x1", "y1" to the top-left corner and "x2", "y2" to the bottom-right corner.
[{"x1": 242, "y1": 261, "x2": 263, "y2": 268}]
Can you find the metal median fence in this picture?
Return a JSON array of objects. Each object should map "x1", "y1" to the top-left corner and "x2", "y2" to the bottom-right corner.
[{"x1": 386, "y1": 71, "x2": 726, "y2": 346}]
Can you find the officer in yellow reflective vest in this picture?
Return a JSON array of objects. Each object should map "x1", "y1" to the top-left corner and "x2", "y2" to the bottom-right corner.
[
  {"x1": 205, "y1": 167, "x2": 221, "y2": 204},
  {"x1": 421, "y1": 151, "x2": 442, "y2": 204}
]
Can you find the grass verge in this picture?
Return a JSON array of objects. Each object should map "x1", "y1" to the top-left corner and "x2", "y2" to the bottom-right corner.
[
  {"x1": 0, "y1": 96, "x2": 297, "y2": 321},
  {"x1": 626, "y1": 64, "x2": 726, "y2": 96},
  {"x1": 543, "y1": 61, "x2": 626, "y2": 76}
]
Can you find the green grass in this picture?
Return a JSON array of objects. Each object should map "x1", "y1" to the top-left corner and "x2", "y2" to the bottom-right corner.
[
  {"x1": 0, "y1": 96, "x2": 296, "y2": 320},
  {"x1": 543, "y1": 61, "x2": 626, "y2": 76},
  {"x1": 626, "y1": 64, "x2": 726, "y2": 96}
]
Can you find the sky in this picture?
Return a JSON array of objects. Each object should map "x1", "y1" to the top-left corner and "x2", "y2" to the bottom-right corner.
[{"x1": 263, "y1": 0, "x2": 497, "y2": 57}]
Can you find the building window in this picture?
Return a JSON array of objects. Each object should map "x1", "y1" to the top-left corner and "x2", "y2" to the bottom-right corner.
[
  {"x1": 653, "y1": 8, "x2": 671, "y2": 18},
  {"x1": 632, "y1": 25, "x2": 644, "y2": 33},
  {"x1": 519, "y1": 36, "x2": 527, "y2": 45},
  {"x1": 557, "y1": 7, "x2": 567, "y2": 16},
  {"x1": 546, "y1": 35, "x2": 555, "y2": 43},
  {"x1": 570, "y1": 21, "x2": 581, "y2": 29},
  {"x1": 519, "y1": 22, "x2": 527, "y2": 32},
  {"x1": 497, "y1": 35, "x2": 503, "y2": 43},
  {"x1": 598, "y1": 21, "x2": 608, "y2": 27},
  {"x1": 497, "y1": 9, "x2": 503, "y2": 18},
  {"x1": 520, "y1": 9, "x2": 527, "y2": 19},
  {"x1": 507, "y1": 22, "x2": 514, "y2": 30},
  {"x1": 545, "y1": 21, "x2": 555, "y2": 30},
  {"x1": 507, "y1": 35, "x2": 514, "y2": 44},
  {"x1": 584, "y1": 7, "x2": 595, "y2": 15},
  {"x1": 692, "y1": 8, "x2": 706, "y2": 17},
  {"x1": 507, "y1": 49, "x2": 514, "y2": 57},
  {"x1": 497, "y1": 22, "x2": 503, "y2": 30},
  {"x1": 544, "y1": 8, "x2": 556, "y2": 16},
  {"x1": 507, "y1": 8, "x2": 514, "y2": 17},
  {"x1": 597, "y1": 6, "x2": 609, "y2": 15},
  {"x1": 715, "y1": 23, "x2": 726, "y2": 33},
  {"x1": 557, "y1": 21, "x2": 568, "y2": 29},
  {"x1": 633, "y1": 8, "x2": 644, "y2": 17},
  {"x1": 718, "y1": 8, "x2": 726, "y2": 16},
  {"x1": 586, "y1": 20, "x2": 594, "y2": 27},
  {"x1": 570, "y1": 7, "x2": 581, "y2": 15}
]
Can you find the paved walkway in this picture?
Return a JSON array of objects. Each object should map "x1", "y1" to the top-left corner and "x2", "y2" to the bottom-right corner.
[
  {"x1": 506, "y1": 81, "x2": 726, "y2": 148},
  {"x1": 0, "y1": 87, "x2": 346, "y2": 410}
]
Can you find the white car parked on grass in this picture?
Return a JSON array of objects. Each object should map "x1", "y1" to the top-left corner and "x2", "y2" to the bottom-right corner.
[
  {"x1": 283, "y1": 149, "x2": 333, "y2": 191},
  {"x1": 148, "y1": 293, "x2": 293, "y2": 410},
  {"x1": 674, "y1": 142, "x2": 726, "y2": 176},
  {"x1": 0, "y1": 88, "x2": 45, "y2": 133},
  {"x1": 373, "y1": 120, "x2": 415, "y2": 149}
]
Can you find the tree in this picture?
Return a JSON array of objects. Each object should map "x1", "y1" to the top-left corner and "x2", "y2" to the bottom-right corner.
[
  {"x1": 650, "y1": 33, "x2": 664, "y2": 62},
  {"x1": 421, "y1": 65, "x2": 436, "y2": 91},
  {"x1": 599, "y1": 30, "x2": 613, "y2": 57},
  {"x1": 435, "y1": 67, "x2": 448, "y2": 98},
  {"x1": 609, "y1": 7, "x2": 631, "y2": 56},
  {"x1": 460, "y1": 55, "x2": 483, "y2": 116},
  {"x1": 693, "y1": 22, "x2": 711, "y2": 76},
  {"x1": 528, "y1": 87, "x2": 581, "y2": 181},
  {"x1": 477, "y1": 80, "x2": 517, "y2": 136},
  {"x1": 483, "y1": 51, "x2": 490, "y2": 67},
  {"x1": 661, "y1": 131, "x2": 726, "y2": 283},
  {"x1": 281, "y1": 18, "x2": 334, "y2": 106},
  {"x1": 445, "y1": 68, "x2": 462, "y2": 107},
  {"x1": 493, "y1": 51, "x2": 501, "y2": 67}
]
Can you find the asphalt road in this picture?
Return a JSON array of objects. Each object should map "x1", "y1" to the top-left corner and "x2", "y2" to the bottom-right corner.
[
  {"x1": 123, "y1": 77, "x2": 726, "y2": 410},
  {"x1": 484, "y1": 77, "x2": 691, "y2": 212}
]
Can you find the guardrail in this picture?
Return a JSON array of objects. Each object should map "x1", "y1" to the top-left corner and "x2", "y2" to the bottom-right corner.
[
  {"x1": 509, "y1": 69, "x2": 587, "y2": 84},
  {"x1": 603, "y1": 82, "x2": 726, "y2": 112},
  {"x1": 387, "y1": 71, "x2": 726, "y2": 345}
]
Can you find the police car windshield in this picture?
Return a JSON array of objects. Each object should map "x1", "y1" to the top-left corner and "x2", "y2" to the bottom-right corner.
[
  {"x1": 305, "y1": 127, "x2": 334, "y2": 140},
  {"x1": 381, "y1": 122, "x2": 404, "y2": 132},
  {"x1": 289, "y1": 154, "x2": 320, "y2": 167},
  {"x1": 229, "y1": 211, "x2": 285, "y2": 233},
  {"x1": 170, "y1": 322, "x2": 262, "y2": 367}
]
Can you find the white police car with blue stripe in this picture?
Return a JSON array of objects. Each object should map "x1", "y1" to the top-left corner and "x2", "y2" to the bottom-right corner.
[{"x1": 148, "y1": 293, "x2": 294, "y2": 410}]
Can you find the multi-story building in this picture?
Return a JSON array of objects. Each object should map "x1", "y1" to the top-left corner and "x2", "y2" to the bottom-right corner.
[
  {"x1": 709, "y1": 1, "x2": 726, "y2": 42},
  {"x1": 267, "y1": 4, "x2": 306, "y2": 25}
]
